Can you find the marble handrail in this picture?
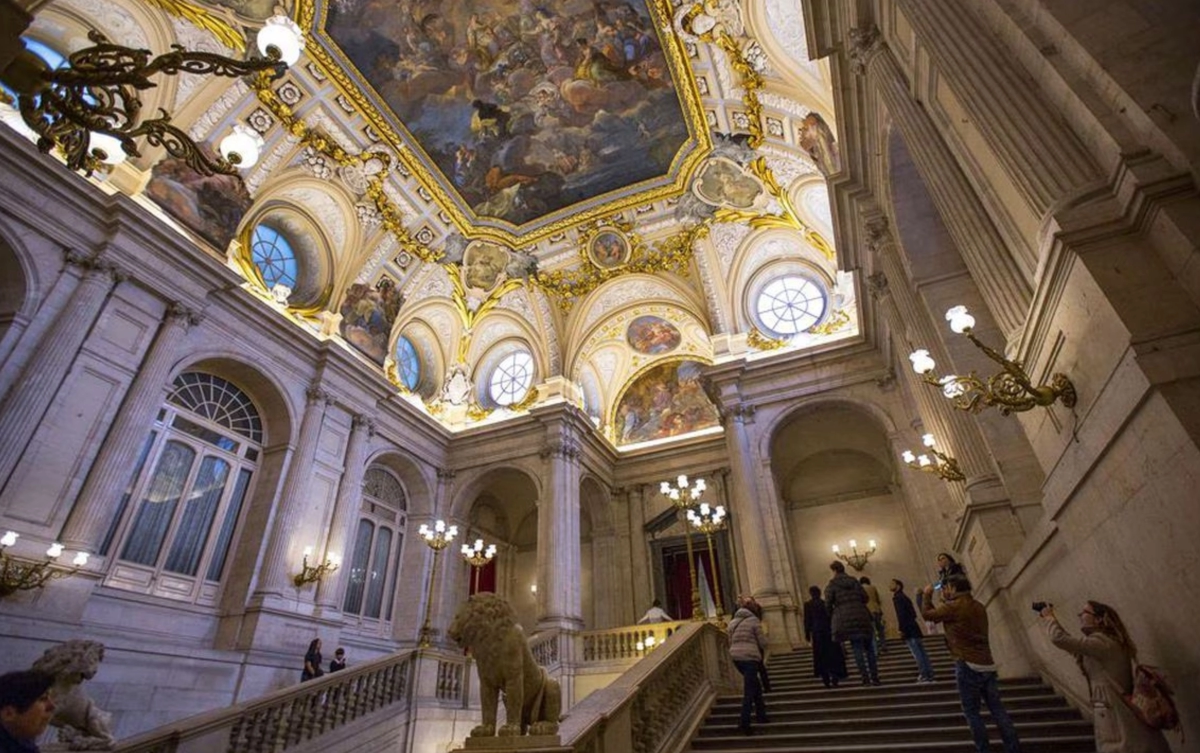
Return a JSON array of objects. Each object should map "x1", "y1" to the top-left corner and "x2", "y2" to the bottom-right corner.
[{"x1": 113, "y1": 649, "x2": 436, "y2": 753}]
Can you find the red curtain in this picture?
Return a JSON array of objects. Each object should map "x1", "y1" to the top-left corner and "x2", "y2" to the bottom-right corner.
[{"x1": 468, "y1": 559, "x2": 497, "y2": 596}]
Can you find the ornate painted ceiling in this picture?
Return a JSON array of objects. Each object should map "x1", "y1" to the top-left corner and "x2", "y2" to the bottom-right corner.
[{"x1": 16, "y1": 0, "x2": 857, "y2": 447}]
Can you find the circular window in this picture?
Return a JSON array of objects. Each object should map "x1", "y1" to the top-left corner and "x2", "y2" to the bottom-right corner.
[
  {"x1": 488, "y1": 350, "x2": 534, "y2": 406},
  {"x1": 250, "y1": 224, "x2": 298, "y2": 291},
  {"x1": 395, "y1": 336, "x2": 420, "y2": 390},
  {"x1": 755, "y1": 275, "x2": 826, "y2": 336}
]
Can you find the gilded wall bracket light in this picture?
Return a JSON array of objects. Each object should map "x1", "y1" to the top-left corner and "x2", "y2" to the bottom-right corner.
[
  {"x1": 909, "y1": 306, "x2": 1077, "y2": 416},
  {"x1": 900, "y1": 434, "x2": 966, "y2": 483},
  {"x1": 1, "y1": 16, "x2": 302, "y2": 176},
  {"x1": 292, "y1": 546, "x2": 340, "y2": 587},
  {"x1": 0, "y1": 531, "x2": 89, "y2": 599},
  {"x1": 832, "y1": 539, "x2": 876, "y2": 572}
]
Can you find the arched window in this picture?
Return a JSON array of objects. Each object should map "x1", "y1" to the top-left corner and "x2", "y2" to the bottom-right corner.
[
  {"x1": 754, "y1": 275, "x2": 826, "y2": 336},
  {"x1": 102, "y1": 372, "x2": 261, "y2": 605},
  {"x1": 250, "y1": 223, "x2": 299, "y2": 291},
  {"x1": 395, "y1": 336, "x2": 420, "y2": 391},
  {"x1": 488, "y1": 349, "x2": 534, "y2": 406},
  {"x1": 343, "y1": 467, "x2": 407, "y2": 623}
]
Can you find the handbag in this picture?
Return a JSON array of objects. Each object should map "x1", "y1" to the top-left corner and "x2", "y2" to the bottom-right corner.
[{"x1": 1123, "y1": 664, "x2": 1180, "y2": 733}]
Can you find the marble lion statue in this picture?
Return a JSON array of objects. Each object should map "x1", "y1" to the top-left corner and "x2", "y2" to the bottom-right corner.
[
  {"x1": 447, "y1": 593, "x2": 561, "y2": 738},
  {"x1": 31, "y1": 639, "x2": 115, "y2": 750}
]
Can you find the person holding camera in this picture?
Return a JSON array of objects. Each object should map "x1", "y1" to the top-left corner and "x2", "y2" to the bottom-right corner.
[
  {"x1": 921, "y1": 574, "x2": 1021, "y2": 753},
  {"x1": 1038, "y1": 601, "x2": 1170, "y2": 752}
]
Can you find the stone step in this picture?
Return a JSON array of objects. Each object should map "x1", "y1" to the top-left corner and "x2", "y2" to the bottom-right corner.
[
  {"x1": 699, "y1": 705, "x2": 1084, "y2": 733},
  {"x1": 712, "y1": 678, "x2": 1052, "y2": 709},
  {"x1": 705, "y1": 691, "x2": 1070, "y2": 720},
  {"x1": 691, "y1": 720, "x2": 1094, "y2": 746},
  {"x1": 686, "y1": 734, "x2": 1097, "y2": 753}
]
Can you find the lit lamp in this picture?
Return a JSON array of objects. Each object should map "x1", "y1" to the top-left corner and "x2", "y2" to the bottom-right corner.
[
  {"x1": 460, "y1": 538, "x2": 497, "y2": 594},
  {"x1": 832, "y1": 539, "x2": 876, "y2": 572},
  {"x1": 0, "y1": 531, "x2": 89, "y2": 598},
  {"x1": 908, "y1": 306, "x2": 1077, "y2": 416},
  {"x1": 900, "y1": 433, "x2": 966, "y2": 482},
  {"x1": 0, "y1": 14, "x2": 304, "y2": 176},
  {"x1": 417, "y1": 519, "x2": 457, "y2": 648},
  {"x1": 660, "y1": 474, "x2": 706, "y2": 621},
  {"x1": 292, "y1": 546, "x2": 340, "y2": 587},
  {"x1": 686, "y1": 502, "x2": 727, "y2": 619},
  {"x1": 635, "y1": 634, "x2": 657, "y2": 654}
]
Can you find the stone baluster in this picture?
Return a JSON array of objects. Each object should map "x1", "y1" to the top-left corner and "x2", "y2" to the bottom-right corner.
[
  {"x1": 255, "y1": 384, "x2": 333, "y2": 598},
  {"x1": 0, "y1": 251, "x2": 121, "y2": 491},
  {"x1": 315, "y1": 413, "x2": 376, "y2": 611},
  {"x1": 848, "y1": 26, "x2": 1031, "y2": 337},
  {"x1": 536, "y1": 421, "x2": 584, "y2": 631},
  {"x1": 59, "y1": 302, "x2": 203, "y2": 552}
]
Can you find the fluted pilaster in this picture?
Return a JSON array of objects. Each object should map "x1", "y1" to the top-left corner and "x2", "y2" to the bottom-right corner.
[{"x1": 536, "y1": 427, "x2": 583, "y2": 630}]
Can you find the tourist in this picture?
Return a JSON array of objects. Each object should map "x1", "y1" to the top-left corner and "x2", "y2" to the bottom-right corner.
[
  {"x1": 738, "y1": 595, "x2": 771, "y2": 692},
  {"x1": 921, "y1": 574, "x2": 1020, "y2": 753},
  {"x1": 329, "y1": 648, "x2": 347, "y2": 673},
  {"x1": 637, "y1": 598, "x2": 673, "y2": 624},
  {"x1": 301, "y1": 638, "x2": 324, "y2": 682},
  {"x1": 727, "y1": 599, "x2": 769, "y2": 735},
  {"x1": 890, "y1": 579, "x2": 935, "y2": 682},
  {"x1": 803, "y1": 585, "x2": 847, "y2": 687},
  {"x1": 0, "y1": 670, "x2": 56, "y2": 753},
  {"x1": 1040, "y1": 601, "x2": 1170, "y2": 752},
  {"x1": 860, "y1": 576, "x2": 886, "y2": 654},
  {"x1": 825, "y1": 561, "x2": 879, "y2": 685}
]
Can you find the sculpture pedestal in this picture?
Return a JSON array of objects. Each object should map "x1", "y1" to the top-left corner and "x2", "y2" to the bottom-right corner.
[{"x1": 455, "y1": 735, "x2": 570, "y2": 752}]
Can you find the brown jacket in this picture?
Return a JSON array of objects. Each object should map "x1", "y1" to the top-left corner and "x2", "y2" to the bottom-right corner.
[{"x1": 920, "y1": 592, "x2": 994, "y2": 665}]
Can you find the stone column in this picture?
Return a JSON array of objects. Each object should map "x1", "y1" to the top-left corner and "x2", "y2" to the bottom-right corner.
[
  {"x1": 848, "y1": 26, "x2": 1031, "y2": 337},
  {"x1": 0, "y1": 251, "x2": 120, "y2": 491},
  {"x1": 536, "y1": 424, "x2": 583, "y2": 631},
  {"x1": 0, "y1": 311, "x2": 31, "y2": 377},
  {"x1": 625, "y1": 484, "x2": 652, "y2": 623},
  {"x1": 255, "y1": 384, "x2": 332, "y2": 598},
  {"x1": 59, "y1": 302, "x2": 203, "y2": 552},
  {"x1": 315, "y1": 414, "x2": 375, "y2": 612}
]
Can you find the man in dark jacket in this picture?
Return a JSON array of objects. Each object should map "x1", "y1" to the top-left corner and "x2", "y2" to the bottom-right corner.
[
  {"x1": 890, "y1": 579, "x2": 934, "y2": 682},
  {"x1": 0, "y1": 670, "x2": 56, "y2": 753},
  {"x1": 824, "y1": 561, "x2": 879, "y2": 685},
  {"x1": 921, "y1": 574, "x2": 1021, "y2": 753}
]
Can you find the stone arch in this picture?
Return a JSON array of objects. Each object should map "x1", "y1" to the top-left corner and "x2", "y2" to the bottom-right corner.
[{"x1": 363, "y1": 449, "x2": 435, "y2": 518}]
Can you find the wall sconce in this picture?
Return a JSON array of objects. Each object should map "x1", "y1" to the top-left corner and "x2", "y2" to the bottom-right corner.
[
  {"x1": 292, "y1": 546, "x2": 339, "y2": 587},
  {"x1": 900, "y1": 434, "x2": 966, "y2": 482},
  {"x1": 460, "y1": 538, "x2": 497, "y2": 594},
  {"x1": 832, "y1": 539, "x2": 876, "y2": 572},
  {"x1": 660, "y1": 474, "x2": 706, "y2": 621},
  {"x1": 418, "y1": 519, "x2": 457, "y2": 648},
  {"x1": 0, "y1": 531, "x2": 89, "y2": 598},
  {"x1": 909, "y1": 306, "x2": 1076, "y2": 416},
  {"x1": 0, "y1": 14, "x2": 302, "y2": 176}
]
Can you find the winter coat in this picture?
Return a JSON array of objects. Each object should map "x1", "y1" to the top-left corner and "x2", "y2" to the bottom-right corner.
[
  {"x1": 862, "y1": 583, "x2": 883, "y2": 614},
  {"x1": 824, "y1": 572, "x2": 874, "y2": 641},
  {"x1": 804, "y1": 597, "x2": 847, "y2": 679},
  {"x1": 727, "y1": 607, "x2": 768, "y2": 663},
  {"x1": 1046, "y1": 620, "x2": 1171, "y2": 753},
  {"x1": 892, "y1": 590, "x2": 923, "y2": 640}
]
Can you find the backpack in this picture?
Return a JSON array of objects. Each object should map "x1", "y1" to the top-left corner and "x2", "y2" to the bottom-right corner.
[{"x1": 1124, "y1": 664, "x2": 1180, "y2": 732}]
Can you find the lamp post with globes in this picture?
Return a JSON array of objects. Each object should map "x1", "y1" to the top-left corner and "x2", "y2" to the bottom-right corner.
[
  {"x1": 661, "y1": 474, "x2": 706, "y2": 621},
  {"x1": 687, "y1": 502, "x2": 727, "y2": 619},
  {"x1": 460, "y1": 538, "x2": 497, "y2": 595},
  {"x1": 417, "y1": 519, "x2": 457, "y2": 648}
]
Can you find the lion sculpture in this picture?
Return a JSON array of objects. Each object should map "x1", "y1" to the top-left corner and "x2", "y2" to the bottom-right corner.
[
  {"x1": 31, "y1": 639, "x2": 115, "y2": 750},
  {"x1": 447, "y1": 593, "x2": 561, "y2": 738}
]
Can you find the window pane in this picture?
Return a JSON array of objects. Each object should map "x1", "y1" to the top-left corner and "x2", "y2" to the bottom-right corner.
[
  {"x1": 363, "y1": 527, "x2": 393, "y2": 619},
  {"x1": 395, "y1": 336, "x2": 420, "y2": 390},
  {"x1": 488, "y1": 350, "x2": 534, "y2": 406},
  {"x1": 251, "y1": 224, "x2": 299, "y2": 290},
  {"x1": 756, "y1": 276, "x2": 826, "y2": 336},
  {"x1": 205, "y1": 468, "x2": 252, "y2": 582},
  {"x1": 99, "y1": 431, "x2": 156, "y2": 556},
  {"x1": 385, "y1": 531, "x2": 404, "y2": 621},
  {"x1": 171, "y1": 415, "x2": 240, "y2": 453},
  {"x1": 342, "y1": 520, "x2": 374, "y2": 615},
  {"x1": 120, "y1": 441, "x2": 195, "y2": 566},
  {"x1": 167, "y1": 372, "x2": 263, "y2": 443},
  {"x1": 164, "y1": 457, "x2": 230, "y2": 575}
]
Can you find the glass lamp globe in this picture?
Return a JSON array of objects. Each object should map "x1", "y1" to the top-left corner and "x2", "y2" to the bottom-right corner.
[
  {"x1": 88, "y1": 131, "x2": 127, "y2": 166},
  {"x1": 257, "y1": 14, "x2": 305, "y2": 67},
  {"x1": 219, "y1": 124, "x2": 264, "y2": 169},
  {"x1": 909, "y1": 349, "x2": 936, "y2": 374},
  {"x1": 945, "y1": 306, "x2": 976, "y2": 334}
]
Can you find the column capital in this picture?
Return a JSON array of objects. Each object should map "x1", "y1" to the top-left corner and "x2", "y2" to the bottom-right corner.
[
  {"x1": 166, "y1": 301, "x2": 205, "y2": 329},
  {"x1": 436, "y1": 467, "x2": 457, "y2": 482},
  {"x1": 539, "y1": 437, "x2": 581, "y2": 461},
  {"x1": 847, "y1": 24, "x2": 883, "y2": 76},
  {"x1": 351, "y1": 413, "x2": 377, "y2": 436},
  {"x1": 862, "y1": 215, "x2": 892, "y2": 254},
  {"x1": 866, "y1": 271, "x2": 889, "y2": 300},
  {"x1": 305, "y1": 384, "x2": 334, "y2": 406},
  {"x1": 722, "y1": 403, "x2": 756, "y2": 426}
]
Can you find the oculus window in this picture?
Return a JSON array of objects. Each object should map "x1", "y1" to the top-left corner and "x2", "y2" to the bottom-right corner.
[
  {"x1": 488, "y1": 350, "x2": 534, "y2": 407},
  {"x1": 250, "y1": 223, "x2": 299, "y2": 291},
  {"x1": 755, "y1": 275, "x2": 826, "y2": 337}
]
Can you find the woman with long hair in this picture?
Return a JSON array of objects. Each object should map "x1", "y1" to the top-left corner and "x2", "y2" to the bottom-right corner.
[
  {"x1": 803, "y1": 585, "x2": 847, "y2": 687},
  {"x1": 301, "y1": 638, "x2": 324, "y2": 682},
  {"x1": 1040, "y1": 601, "x2": 1170, "y2": 752}
]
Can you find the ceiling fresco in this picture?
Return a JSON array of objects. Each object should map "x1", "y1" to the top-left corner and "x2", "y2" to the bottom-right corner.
[{"x1": 309, "y1": 0, "x2": 708, "y2": 243}]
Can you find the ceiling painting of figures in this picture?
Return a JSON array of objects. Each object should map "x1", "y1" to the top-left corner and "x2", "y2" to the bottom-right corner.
[
  {"x1": 614, "y1": 360, "x2": 721, "y2": 446},
  {"x1": 313, "y1": 0, "x2": 704, "y2": 240}
]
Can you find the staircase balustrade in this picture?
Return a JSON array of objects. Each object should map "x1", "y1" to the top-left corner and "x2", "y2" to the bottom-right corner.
[{"x1": 579, "y1": 621, "x2": 686, "y2": 662}]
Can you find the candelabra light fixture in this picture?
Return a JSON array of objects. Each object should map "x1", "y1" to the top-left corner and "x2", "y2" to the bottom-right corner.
[
  {"x1": 909, "y1": 306, "x2": 1076, "y2": 416},
  {"x1": 661, "y1": 474, "x2": 706, "y2": 621},
  {"x1": 460, "y1": 538, "x2": 497, "y2": 594},
  {"x1": 418, "y1": 519, "x2": 457, "y2": 648},
  {"x1": 292, "y1": 546, "x2": 340, "y2": 587},
  {"x1": 832, "y1": 539, "x2": 876, "y2": 572},
  {"x1": 0, "y1": 14, "x2": 303, "y2": 176},
  {"x1": 901, "y1": 433, "x2": 966, "y2": 482},
  {"x1": 0, "y1": 531, "x2": 89, "y2": 599},
  {"x1": 686, "y1": 502, "x2": 727, "y2": 619}
]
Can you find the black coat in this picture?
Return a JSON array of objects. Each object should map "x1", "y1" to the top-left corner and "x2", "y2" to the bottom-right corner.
[
  {"x1": 892, "y1": 589, "x2": 923, "y2": 640},
  {"x1": 824, "y1": 572, "x2": 874, "y2": 641},
  {"x1": 804, "y1": 597, "x2": 847, "y2": 679}
]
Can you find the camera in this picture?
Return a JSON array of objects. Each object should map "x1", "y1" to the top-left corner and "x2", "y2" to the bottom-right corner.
[{"x1": 1031, "y1": 601, "x2": 1050, "y2": 613}]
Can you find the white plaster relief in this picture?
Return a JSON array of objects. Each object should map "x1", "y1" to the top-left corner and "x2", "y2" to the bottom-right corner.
[
  {"x1": 709, "y1": 221, "x2": 751, "y2": 275},
  {"x1": 531, "y1": 286, "x2": 561, "y2": 375},
  {"x1": 497, "y1": 288, "x2": 534, "y2": 321},
  {"x1": 170, "y1": 17, "x2": 235, "y2": 110},
  {"x1": 404, "y1": 264, "x2": 451, "y2": 306},
  {"x1": 245, "y1": 133, "x2": 301, "y2": 195},
  {"x1": 278, "y1": 187, "x2": 348, "y2": 251},
  {"x1": 801, "y1": 184, "x2": 833, "y2": 231},
  {"x1": 759, "y1": 143, "x2": 819, "y2": 185},
  {"x1": 756, "y1": 91, "x2": 810, "y2": 122},
  {"x1": 592, "y1": 349, "x2": 620, "y2": 388},
  {"x1": 422, "y1": 307, "x2": 455, "y2": 345},
  {"x1": 580, "y1": 279, "x2": 690, "y2": 333},
  {"x1": 58, "y1": 0, "x2": 147, "y2": 51},
  {"x1": 764, "y1": 0, "x2": 820, "y2": 76},
  {"x1": 355, "y1": 234, "x2": 397, "y2": 284},
  {"x1": 468, "y1": 318, "x2": 522, "y2": 363},
  {"x1": 693, "y1": 238, "x2": 729, "y2": 333},
  {"x1": 187, "y1": 80, "x2": 250, "y2": 141}
]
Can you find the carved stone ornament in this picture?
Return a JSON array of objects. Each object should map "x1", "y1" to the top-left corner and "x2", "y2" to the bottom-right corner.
[
  {"x1": 862, "y1": 216, "x2": 891, "y2": 254},
  {"x1": 442, "y1": 365, "x2": 473, "y2": 406},
  {"x1": 866, "y1": 272, "x2": 889, "y2": 299},
  {"x1": 32, "y1": 640, "x2": 116, "y2": 750},
  {"x1": 847, "y1": 24, "x2": 883, "y2": 76}
]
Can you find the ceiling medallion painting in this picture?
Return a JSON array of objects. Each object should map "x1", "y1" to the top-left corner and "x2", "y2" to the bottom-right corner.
[{"x1": 306, "y1": 0, "x2": 712, "y2": 245}]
